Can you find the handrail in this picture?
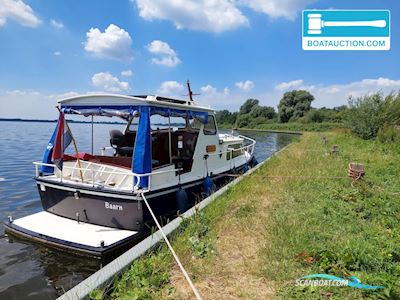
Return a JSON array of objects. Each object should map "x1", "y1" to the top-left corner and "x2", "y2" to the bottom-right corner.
[
  {"x1": 33, "y1": 162, "x2": 182, "y2": 177},
  {"x1": 32, "y1": 133, "x2": 256, "y2": 190},
  {"x1": 238, "y1": 135, "x2": 256, "y2": 156},
  {"x1": 33, "y1": 161, "x2": 182, "y2": 191},
  {"x1": 238, "y1": 134, "x2": 256, "y2": 145},
  {"x1": 206, "y1": 134, "x2": 256, "y2": 157}
]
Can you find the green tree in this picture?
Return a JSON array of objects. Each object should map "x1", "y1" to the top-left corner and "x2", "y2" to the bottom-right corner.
[
  {"x1": 236, "y1": 114, "x2": 252, "y2": 128},
  {"x1": 278, "y1": 90, "x2": 314, "y2": 123},
  {"x1": 216, "y1": 110, "x2": 232, "y2": 124},
  {"x1": 215, "y1": 110, "x2": 238, "y2": 125},
  {"x1": 304, "y1": 109, "x2": 325, "y2": 123},
  {"x1": 229, "y1": 112, "x2": 238, "y2": 124},
  {"x1": 249, "y1": 105, "x2": 276, "y2": 119},
  {"x1": 239, "y1": 99, "x2": 259, "y2": 115}
]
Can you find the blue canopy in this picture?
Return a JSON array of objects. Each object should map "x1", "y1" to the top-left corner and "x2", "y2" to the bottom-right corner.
[
  {"x1": 42, "y1": 104, "x2": 210, "y2": 189},
  {"x1": 61, "y1": 105, "x2": 209, "y2": 123},
  {"x1": 132, "y1": 106, "x2": 152, "y2": 188}
]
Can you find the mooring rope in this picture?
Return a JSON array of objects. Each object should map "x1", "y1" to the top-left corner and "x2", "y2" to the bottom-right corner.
[
  {"x1": 140, "y1": 192, "x2": 202, "y2": 300},
  {"x1": 222, "y1": 173, "x2": 348, "y2": 180}
]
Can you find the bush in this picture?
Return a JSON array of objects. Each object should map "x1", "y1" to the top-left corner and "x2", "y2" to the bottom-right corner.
[
  {"x1": 346, "y1": 92, "x2": 400, "y2": 140},
  {"x1": 382, "y1": 92, "x2": 400, "y2": 125},
  {"x1": 236, "y1": 114, "x2": 251, "y2": 127},
  {"x1": 377, "y1": 125, "x2": 400, "y2": 143},
  {"x1": 345, "y1": 93, "x2": 387, "y2": 139},
  {"x1": 302, "y1": 109, "x2": 325, "y2": 123}
]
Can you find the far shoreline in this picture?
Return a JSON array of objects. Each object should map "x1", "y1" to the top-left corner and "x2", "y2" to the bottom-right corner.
[{"x1": 0, "y1": 118, "x2": 125, "y2": 125}]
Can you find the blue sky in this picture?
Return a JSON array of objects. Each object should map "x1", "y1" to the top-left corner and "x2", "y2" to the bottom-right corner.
[{"x1": 0, "y1": 0, "x2": 399, "y2": 119}]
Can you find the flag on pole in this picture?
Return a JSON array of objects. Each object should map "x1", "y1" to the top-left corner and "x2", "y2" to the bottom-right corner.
[{"x1": 52, "y1": 111, "x2": 73, "y2": 170}]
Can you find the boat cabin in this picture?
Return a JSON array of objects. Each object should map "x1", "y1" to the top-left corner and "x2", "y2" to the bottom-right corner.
[{"x1": 36, "y1": 94, "x2": 255, "y2": 193}]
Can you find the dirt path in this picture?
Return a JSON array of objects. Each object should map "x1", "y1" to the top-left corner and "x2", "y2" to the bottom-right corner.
[{"x1": 165, "y1": 149, "x2": 292, "y2": 299}]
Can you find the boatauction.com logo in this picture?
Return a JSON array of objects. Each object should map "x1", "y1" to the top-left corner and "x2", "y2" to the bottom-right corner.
[
  {"x1": 296, "y1": 274, "x2": 384, "y2": 290},
  {"x1": 302, "y1": 10, "x2": 390, "y2": 51}
]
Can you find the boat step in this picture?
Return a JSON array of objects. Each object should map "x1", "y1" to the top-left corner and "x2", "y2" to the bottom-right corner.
[{"x1": 4, "y1": 211, "x2": 139, "y2": 256}]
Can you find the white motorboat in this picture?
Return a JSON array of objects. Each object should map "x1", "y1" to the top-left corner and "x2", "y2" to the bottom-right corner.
[{"x1": 4, "y1": 92, "x2": 256, "y2": 256}]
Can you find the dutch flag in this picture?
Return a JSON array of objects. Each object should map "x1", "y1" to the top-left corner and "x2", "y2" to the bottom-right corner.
[{"x1": 52, "y1": 111, "x2": 73, "y2": 170}]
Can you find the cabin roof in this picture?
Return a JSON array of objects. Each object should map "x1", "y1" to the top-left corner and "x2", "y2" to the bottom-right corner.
[{"x1": 58, "y1": 94, "x2": 214, "y2": 113}]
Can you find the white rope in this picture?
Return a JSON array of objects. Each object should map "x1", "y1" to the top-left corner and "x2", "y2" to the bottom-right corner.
[{"x1": 140, "y1": 192, "x2": 202, "y2": 300}]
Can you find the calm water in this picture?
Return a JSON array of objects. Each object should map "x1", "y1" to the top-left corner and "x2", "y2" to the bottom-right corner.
[{"x1": 0, "y1": 121, "x2": 295, "y2": 299}]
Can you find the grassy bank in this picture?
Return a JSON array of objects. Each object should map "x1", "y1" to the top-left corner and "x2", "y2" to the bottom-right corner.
[
  {"x1": 94, "y1": 131, "x2": 400, "y2": 299},
  {"x1": 220, "y1": 122, "x2": 343, "y2": 133}
]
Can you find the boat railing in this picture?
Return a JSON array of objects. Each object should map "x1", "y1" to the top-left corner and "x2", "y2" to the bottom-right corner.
[
  {"x1": 207, "y1": 135, "x2": 256, "y2": 158},
  {"x1": 238, "y1": 135, "x2": 256, "y2": 156},
  {"x1": 33, "y1": 161, "x2": 182, "y2": 192},
  {"x1": 100, "y1": 146, "x2": 116, "y2": 156}
]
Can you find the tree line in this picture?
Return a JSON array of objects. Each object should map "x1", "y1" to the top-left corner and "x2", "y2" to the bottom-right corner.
[
  {"x1": 216, "y1": 90, "x2": 347, "y2": 128},
  {"x1": 216, "y1": 89, "x2": 400, "y2": 142}
]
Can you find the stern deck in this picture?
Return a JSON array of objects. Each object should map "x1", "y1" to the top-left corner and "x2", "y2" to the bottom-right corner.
[{"x1": 4, "y1": 211, "x2": 140, "y2": 257}]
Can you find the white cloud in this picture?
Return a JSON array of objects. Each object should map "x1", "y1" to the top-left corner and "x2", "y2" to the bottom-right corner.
[
  {"x1": 2, "y1": 77, "x2": 399, "y2": 120},
  {"x1": 275, "y1": 79, "x2": 304, "y2": 91},
  {"x1": 358, "y1": 77, "x2": 400, "y2": 88},
  {"x1": 51, "y1": 91, "x2": 80, "y2": 99},
  {"x1": 0, "y1": 0, "x2": 41, "y2": 27},
  {"x1": 198, "y1": 77, "x2": 400, "y2": 111},
  {"x1": 133, "y1": 0, "x2": 314, "y2": 33},
  {"x1": 274, "y1": 77, "x2": 400, "y2": 108},
  {"x1": 157, "y1": 81, "x2": 184, "y2": 95},
  {"x1": 312, "y1": 77, "x2": 400, "y2": 106},
  {"x1": 200, "y1": 84, "x2": 217, "y2": 94},
  {"x1": 196, "y1": 85, "x2": 234, "y2": 108},
  {"x1": 121, "y1": 69, "x2": 133, "y2": 77},
  {"x1": 53, "y1": 51, "x2": 62, "y2": 56},
  {"x1": 91, "y1": 72, "x2": 130, "y2": 92},
  {"x1": 134, "y1": 0, "x2": 248, "y2": 33},
  {"x1": 0, "y1": 90, "x2": 55, "y2": 119},
  {"x1": 235, "y1": 80, "x2": 254, "y2": 91},
  {"x1": 50, "y1": 19, "x2": 63, "y2": 29},
  {"x1": 147, "y1": 40, "x2": 181, "y2": 67},
  {"x1": 84, "y1": 24, "x2": 133, "y2": 61},
  {"x1": 238, "y1": 0, "x2": 316, "y2": 20},
  {"x1": 6, "y1": 89, "x2": 40, "y2": 96}
]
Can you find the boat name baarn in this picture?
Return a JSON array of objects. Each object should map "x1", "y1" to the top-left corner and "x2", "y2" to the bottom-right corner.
[{"x1": 105, "y1": 202, "x2": 123, "y2": 211}]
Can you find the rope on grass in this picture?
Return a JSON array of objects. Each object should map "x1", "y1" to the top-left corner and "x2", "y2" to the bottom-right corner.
[
  {"x1": 263, "y1": 175, "x2": 348, "y2": 180},
  {"x1": 140, "y1": 192, "x2": 202, "y2": 300},
  {"x1": 222, "y1": 173, "x2": 348, "y2": 180}
]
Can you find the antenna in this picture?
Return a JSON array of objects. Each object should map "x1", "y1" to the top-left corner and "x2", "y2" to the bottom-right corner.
[{"x1": 186, "y1": 80, "x2": 200, "y2": 103}]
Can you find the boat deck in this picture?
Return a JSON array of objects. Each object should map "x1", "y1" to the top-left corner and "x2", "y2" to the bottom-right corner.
[{"x1": 4, "y1": 211, "x2": 140, "y2": 257}]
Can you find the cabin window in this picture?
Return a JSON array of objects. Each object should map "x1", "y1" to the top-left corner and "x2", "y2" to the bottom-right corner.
[
  {"x1": 127, "y1": 116, "x2": 139, "y2": 132},
  {"x1": 203, "y1": 115, "x2": 217, "y2": 135},
  {"x1": 227, "y1": 143, "x2": 243, "y2": 160},
  {"x1": 188, "y1": 117, "x2": 202, "y2": 131},
  {"x1": 149, "y1": 114, "x2": 199, "y2": 173},
  {"x1": 107, "y1": 112, "x2": 200, "y2": 172},
  {"x1": 150, "y1": 115, "x2": 186, "y2": 130}
]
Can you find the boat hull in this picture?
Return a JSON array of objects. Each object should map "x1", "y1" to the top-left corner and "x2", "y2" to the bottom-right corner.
[
  {"x1": 35, "y1": 164, "x2": 248, "y2": 231},
  {"x1": 37, "y1": 182, "x2": 145, "y2": 231}
]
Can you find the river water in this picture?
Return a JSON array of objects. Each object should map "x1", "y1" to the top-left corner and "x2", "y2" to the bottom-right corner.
[{"x1": 0, "y1": 121, "x2": 296, "y2": 299}]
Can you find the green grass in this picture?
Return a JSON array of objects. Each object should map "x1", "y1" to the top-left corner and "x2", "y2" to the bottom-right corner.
[
  {"x1": 262, "y1": 132, "x2": 400, "y2": 299},
  {"x1": 98, "y1": 187, "x2": 242, "y2": 299},
  {"x1": 253, "y1": 122, "x2": 342, "y2": 132},
  {"x1": 93, "y1": 131, "x2": 400, "y2": 299}
]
